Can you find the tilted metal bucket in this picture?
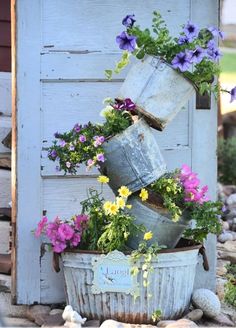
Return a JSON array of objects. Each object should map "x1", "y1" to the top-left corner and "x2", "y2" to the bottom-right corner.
[
  {"x1": 118, "y1": 56, "x2": 195, "y2": 131},
  {"x1": 61, "y1": 245, "x2": 200, "y2": 323},
  {"x1": 127, "y1": 196, "x2": 189, "y2": 249},
  {"x1": 100, "y1": 118, "x2": 166, "y2": 193}
]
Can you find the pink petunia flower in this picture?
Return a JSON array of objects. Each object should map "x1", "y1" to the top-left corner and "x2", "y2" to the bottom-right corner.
[
  {"x1": 70, "y1": 233, "x2": 81, "y2": 247},
  {"x1": 52, "y1": 240, "x2": 67, "y2": 253},
  {"x1": 74, "y1": 214, "x2": 89, "y2": 230},
  {"x1": 58, "y1": 223, "x2": 74, "y2": 241},
  {"x1": 35, "y1": 216, "x2": 48, "y2": 238}
]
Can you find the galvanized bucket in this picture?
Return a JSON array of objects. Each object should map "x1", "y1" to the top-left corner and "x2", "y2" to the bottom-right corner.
[
  {"x1": 127, "y1": 196, "x2": 190, "y2": 249},
  {"x1": 118, "y1": 56, "x2": 195, "y2": 131},
  {"x1": 100, "y1": 118, "x2": 167, "y2": 193},
  {"x1": 61, "y1": 245, "x2": 200, "y2": 323}
]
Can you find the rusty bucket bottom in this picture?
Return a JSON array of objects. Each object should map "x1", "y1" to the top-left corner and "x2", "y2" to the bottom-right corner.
[{"x1": 61, "y1": 242, "x2": 200, "y2": 324}]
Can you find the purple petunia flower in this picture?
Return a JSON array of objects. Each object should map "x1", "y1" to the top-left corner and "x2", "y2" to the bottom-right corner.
[
  {"x1": 230, "y1": 87, "x2": 236, "y2": 103},
  {"x1": 73, "y1": 123, "x2": 81, "y2": 133},
  {"x1": 188, "y1": 46, "x2": 205, "y2": 64},
  {"x1": 124, "y1": 98, "x2": 136, "y2": 110},
  {"x1": 54, "y1": 132, "x2": 60, "y2": 138},
  {"x1": 69, "y1": 144, "x2": 75, "y2": 151},
  {"x1": 208, "y1": 26, "x2": 225, "y2": 40},
  {"x1": 49, "y1": 149, "x2": 57, "y2": 159},
  {"x1": 122, "y1": 14, "x2": 136, "y2": 28},
  {"x1": 116, "y1": 31, "x2": 137, "y2": 52},
  {"x1": 171, "y1": 51, "x2": 191, "y2": 72},
  {"x1": 87, "y1": 159, "x2": 95, "y2": 168},
  {"x1": 59, "y1": 140, "x2": 66, "y2": 148},
  {"x1": 66, "y1": 161, "x2": 71, "y2": 168},
  {"x1": 178, "y1": 35, "x2": 193, "y2": 45},
  {"x1": 93, "y1": 136, "x2": 105, "y2": 147},
  {"x1": 96, "y1": 153, "x2": 105, "y2": 162},
  {"x1": 183, "y1": 21, "x2": 199, "y2": 39},
  {"x1": 207, "y1": 44, "x2": 221, "y2": 61},
  {"x1": 79, "y1": 135, "x2": 86, "y2": 143}
]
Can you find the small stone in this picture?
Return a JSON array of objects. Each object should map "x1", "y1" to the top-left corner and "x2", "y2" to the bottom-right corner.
[
  {"x1": 157, "y1": 321, "x2": 176, "y2": 327},
  {"x1": 84, "y1": 320, "x2": 100, "y2": 327},
  {"x1": 165, "y1": 319, "x2": 198, "y2": 328},
  {"x1": 34, "y1": 312, "x2": 49, "y2": 326},
  {"x1": 218, "y1": 240, "x2": 236, "y2": 252},
  {"x1": 216, "y1": 260, "x2": 229, "y2": 276},
  {"x1": 222, "y1": 221, "x2": 230, "y2": 230},
  {"x1": 3, "y1": 317, "x2": 38, "y2": 327},
  {"x1": 185, "y1": 309, "x2": 203, "y2": 321},
  {"x1": 26, "y1": 304, "x2": 51, "y2": 322},
  {"x1": 49, "y1": 308, "x2": 63, "y2": 316},
  {"x1": 192, "y1": 289, "x2": 221, "y2": 318},
  {"x1": 223, "y1": 185, "x2": 236, "y2": 196},
  {"x1": 227, "y1": 193, "x2": 236, "y2": 206},
  {"x1": 231, "y1": 231, "x2": 236, "y2": 240},
  {"x1": 212, "y1": 313, "x2": 235, "y2": 327},
  {"x1": 99, "y1": 320, "x2": 156, "y2": 327},
  {"x1": 218, "y1": 232, "x2": 233, "y2": 243},
  {"x1": 216, "y1": 277, "x2": 227, "y2": 300},
  {"x1": 42, "y1": 313, "x2": 65, "y2": 327}
]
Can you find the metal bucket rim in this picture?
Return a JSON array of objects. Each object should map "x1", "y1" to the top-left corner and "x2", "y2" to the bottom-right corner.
[{"x1": 62, "y1": 243, "x2": 201, "y2": 256}]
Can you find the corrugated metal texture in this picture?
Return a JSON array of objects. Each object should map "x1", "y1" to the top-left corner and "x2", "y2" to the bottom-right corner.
[
  {"x1": 119, "y1": 56, "x2": 195, "y2": 131},
  {"x1": 127, "y1": 197, "x2": 189, "y2": 249},
  {"x1": 100, "y1": 119, "x2": 167, "y2": 193},
  {"x1": 62, "y1": 248, "x2": 199, "y2": 323}
]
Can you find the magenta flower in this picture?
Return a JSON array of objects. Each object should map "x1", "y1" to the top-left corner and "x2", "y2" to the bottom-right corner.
[
  {"x1": 116, "y1": 31, "x2": 137, "y2": 52},
  {"x1": 171, "y1": 51, "x2": 191, "y2": 72},
  {"x1": 96, "y1": 153, "x2": 105, "y2": 162},
  {"x1": 75, "y1": 214, "x2": 89, "y2": 230},
  {"x1": 35, "y1": 216, "x2": 48, "y2": 238},
  {"x1": 180, "y1": 164, "x2": 192, "y2": 177},
  {"x1": 230, "y1": 87, "x2": 236, "y2": 103},
  {"x1": 70, "y1": 233, "x2": 81, "y2": 247},
  {"x1": 58, "y1": 223, "x2": 74, "y2": 241},
  {"x1": 79, "y1": 135, "x2": 86, "y2": 143},
  {"x1": 53, "y1": 240, "x2": 67, "y2": 253},
  {"x1": 46, "y1": 222, "x2": 59, "y2": 242},
  {"x1": 122, "y1": 14, "x2": 136, "y2": 28}
]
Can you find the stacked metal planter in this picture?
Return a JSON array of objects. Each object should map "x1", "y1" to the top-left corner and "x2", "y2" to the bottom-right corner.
[{"x1": 62, "y1": 55, "x2": 198, "y2": 323}]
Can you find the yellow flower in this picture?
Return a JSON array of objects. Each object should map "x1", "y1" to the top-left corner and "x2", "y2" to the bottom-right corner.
[
  {"x1": 144, "y1": 231, "x2": 153, "y2": 241},
  {"x1": 126, "y1": 204, "x2": 132, "y2": 209},
  {"x1": 97, "y1": 175, "x2": 109, "y2": 184},
  {"x1": 172, "y1": 213, "x2": 180, "y2": 222},
  {"x1": 108, "y1": 203, "x2": 119, "y2": 215},
  {"x1": 116, "y1": 197, "x2": 126, "y2": 209},
  {"x1": 103, "y1": 201, "x2": 112, "y2": 213},
  {"x1": 139, "y1": 188, "x2": 148, "y2": 201},
  {"x1": 118, "y1": 186, "x2": 132, "y2": 198}
]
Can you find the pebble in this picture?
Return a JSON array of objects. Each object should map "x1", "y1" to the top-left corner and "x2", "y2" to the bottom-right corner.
[
  {"x1": 216, "y1": 259, "x2": 229, "y2": 276},
  {"x1": 218, "y1": 232, "x2": 233, "y2": 243},
  {"x1": 222, "y1": 221, "x2": 230, "y2": 230},
  {"x1": 164, "y1": 319, "x2": 198, "y2": 328},
  {"x1": 226, "y1": 193, "x2": 236, "y2": 206},
  {"x1": 26, "y1": 304, "x2": 51, "y2": 322},
  {"x1": 192, "y1": 289, "x2": 221, "y2": 318},
  {"x1": 184, "y1": 309, "x2": 203, "y2": 322},
  {"x1": 212, "y1": 313, "x2": 235, "y2": 327},
  {"x1": 49, "y1": 308, "x2": 63, "y2": 315},
  {"x1": 157, "y1": 321, "x2": 176, "y2": 327},
  {"x1": 99, "y1": 319, "x2": 156, "y2": 328},
  {"x1": 2, "y1": 317, "x2": 38, "y2": 327},
  {"x1": 222, "y1": 185, "x2": 236, "y2": 196},
  {"x1": 216, "y1": 277, "x2": 227, "y2": 300}
]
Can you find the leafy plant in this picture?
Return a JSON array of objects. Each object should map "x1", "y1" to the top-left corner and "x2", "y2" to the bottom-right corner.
[
  {"x1": 224, "y1": 264, "x2": 236, "y2": 307},
  {"x1": 152, "y1": 309, "x2": 162, "y2": 323},
  {"x1": 48, "y1": 98, "x2": 136, "y2": 173},
  {"x1": 218, "y1": 137, "x2": 236, "y2": 185},
  {"x1": 107, "y1": 11, "x2": 236, "y2": 100}
]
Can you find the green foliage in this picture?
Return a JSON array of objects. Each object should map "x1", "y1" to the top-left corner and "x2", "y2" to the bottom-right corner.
[
  {"x1": 183, "y1": 201, "x2": 222, "y2": 243},
  {"x1": 225, "y1": 264, "x2": 236, "y2": 307},
  {"x1": 152, "y1": 309, "x2": 162, "y2": 323},
  {"x1": 218, "y1": 137, "x2": 236, "y2": 185},
  {"x1": 150, "y1": 172, "x2": 184, "y2": 222},
  {"x1": 131, "y1": 239, "x2": 163, "y2": 289},
  {"x1": 102, "y1": 108, "x2": 133, "y2": 137}
]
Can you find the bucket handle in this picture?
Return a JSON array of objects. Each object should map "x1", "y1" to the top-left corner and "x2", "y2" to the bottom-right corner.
[
  {"x1": 199, "y1": 245, "x2": 209, "y2": 271},
  {"x1": 53, "y1": 252, "x2": 61, "y2": 273}
]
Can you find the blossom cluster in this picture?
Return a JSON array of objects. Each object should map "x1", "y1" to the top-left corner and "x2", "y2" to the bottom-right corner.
[
  {"x1": 113, "y1": 12, "x2": 236, "y2": 101},
  {"x1": 35, "y1": 214, "x2": 89, "y2": 253},
  {"x1": 179, "y1": 164, "x2": 209, "y2": 204}
]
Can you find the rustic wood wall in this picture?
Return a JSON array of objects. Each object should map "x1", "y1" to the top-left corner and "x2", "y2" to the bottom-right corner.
[
  {"x1": 0, "y1": 0, "x2": 11, "y2": 72},
  {"x1": 13, "y1": 0, "x2": 219, "y2": 304}
]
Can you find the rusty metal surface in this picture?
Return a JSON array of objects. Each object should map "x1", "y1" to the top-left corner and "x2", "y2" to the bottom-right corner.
[{"x1": 61, "y1": 248, "x2": 199, "y2": 323}]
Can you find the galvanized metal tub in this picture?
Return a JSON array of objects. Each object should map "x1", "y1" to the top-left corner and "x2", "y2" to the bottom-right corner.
[
  {"x1": 61, "y1": 245, "x2": 200, "y2": 323},
  {"x1": 100, "y1": 118, "x2": 167, "y2": 193},
  {"x1": 127, "y1": 196, "x2": 189, "y2": 249},
  {"x1": 118, "y1": 56, "x2": 195, "y2": 131}
]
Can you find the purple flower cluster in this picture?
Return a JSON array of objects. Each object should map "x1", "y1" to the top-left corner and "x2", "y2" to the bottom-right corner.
[
  {"x1": 180, "y1": 164, "x2": 209, "y2": 204},
  {"x1": 207, "y1": 40, "x2": 221, "y2": 61},
  {"x1": 35, "y1": 214, "x2": 89, "y2": 253},
  {"x1": 112, "y1": 98, "x2": 136, "y2": 111},
  {"x1": 230, "y1": 87, "x2": 236, "y2": 103},
  {"x1": 93, "y1": 135, "x2": 105, "y2": 147},
  {"x1": 122, "y1": 14, "x2": 136, "y2": 28},
  {"x1": 178, "y1": 21, "x2": 199, "y2": 45}
]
